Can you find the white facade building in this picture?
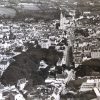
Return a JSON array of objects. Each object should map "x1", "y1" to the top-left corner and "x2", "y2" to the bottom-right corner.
[
  {"x1": 10, "y1": 92, "x2": 25, "y2": 100},
  {"x1": 0, "y1": 61, "x2": 10, "y2": 71},
  {"x1": 91, "y1": 51, "x2": 100, "y2": 59},
  {"x1": 40, "y1": 39, "x2": 51, "y2": 49},
  {"x1": 39, "y1": 60, "x2": 48, "y2": 70},
  {"x1": 79, "y1": 79, "x2": 100, "y2": 92},
  {"x1": 17, "y1": 78, "x2": 28, "y2": 90},
  {"x1": 59, "y1": 11, "x2": 69, "y2": 30}
]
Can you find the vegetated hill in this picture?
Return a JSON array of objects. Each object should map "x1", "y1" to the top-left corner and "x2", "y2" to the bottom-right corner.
[
  {"x1": 15, "y1": 9, "x2": 60, "y2": 21},
  {"x1": 0, "y1": 7, "x2": 16, "y2": 18},
  {"x1": 75, "y1": 59, "x2": 100, "y2": 77},
  {"x1": 12, "y1": 2, "x2": 60, "y2": 20},
  {"x1": 0, "y1": 47, "x2": 62, "y2": 85},
  {"x1": 0, "y1": 5, "x2": 60, "y2": 20}
]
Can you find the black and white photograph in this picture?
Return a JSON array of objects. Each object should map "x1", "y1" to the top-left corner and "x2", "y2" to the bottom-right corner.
[{"x1": 0, "y1": 0, "x2": 100, "y2": 100}]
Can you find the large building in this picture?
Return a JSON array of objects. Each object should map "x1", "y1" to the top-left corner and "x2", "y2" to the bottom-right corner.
[
  {"x1": 59, "y1": 11, "x2": 69, "y2": 30},
  {"x1": 91, "y1": 50, "x2": 100, "y2": 59}
]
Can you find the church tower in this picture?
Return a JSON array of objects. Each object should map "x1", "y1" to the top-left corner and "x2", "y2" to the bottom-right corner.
[
  {"x1": 59, "y1": 9, "x2": 69, "y2": 30},
  {"x1": 59, "y1": 10, "x2": 66, "y2": 30}
]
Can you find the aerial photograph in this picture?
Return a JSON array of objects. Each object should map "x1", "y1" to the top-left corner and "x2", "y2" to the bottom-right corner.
[{"x1": 0, "y1": 0, "x2": 100, "y2": 100}]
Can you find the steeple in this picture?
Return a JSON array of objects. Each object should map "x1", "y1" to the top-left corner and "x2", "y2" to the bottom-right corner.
[{"x1": 59, "y1": 8, "x2": 67, "y2": 30}]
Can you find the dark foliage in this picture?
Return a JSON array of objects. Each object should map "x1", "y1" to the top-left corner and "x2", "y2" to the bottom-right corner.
[
  {"x1": 74, "y1": 28, "x2": 89, "y2": 37},
  {"x1": 75, "y1": 59, "x2": 100, "y2": 77},
  {"x1": 0, "y1": 47, "x2": 62, "y2": 86}
]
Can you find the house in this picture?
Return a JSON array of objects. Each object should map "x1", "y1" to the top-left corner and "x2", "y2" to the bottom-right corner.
[
  {"x1": 2, "y1": 25, "x2": 10, "y2": 33},
  {"x1": 40, "y1": 39, "x2": 51, "y2": 49},
  {"x1": 11, "y1": 24, "x2": 20, "y2": 32},
  {"x1": 73, "y1": 53, "x2": 82, "y2": 64},
  {"x1": 38, "y1": 60, "x2": 48, "y2": 70},
  {"x1": 49, "y1": 36, "x2": 57, "y2": 46},
  {"x1": 79, "y1": 81, "x2": 95, "y2": 92},
  {"x1": 56, "y1": 58, "x2": 63, "y2": 67},
  {"x1": 91, "y1": 50, "x2": 100, "y2": 59},
  {"x1": 17, "y1": 78, "x2": 28, "y2": 90},
  {"x1": 79, "y1": 79, "x2": 100, "y2": 92},
  {"x1": 0, "y1": 60, "x2": 10, "y2": 71},
  {"x1": 9, "y1": 91, "x2": 25, "y2": 100},
  {"x1": 0, "y1": 84, "x2": 25, "y2": 100}
]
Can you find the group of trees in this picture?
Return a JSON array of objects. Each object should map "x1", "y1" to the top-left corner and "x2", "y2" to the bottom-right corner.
[
  {"x1": 74, "y1": 28, "x2": 89, "y2": 37},
  {"x1": 75, "y1": 59, "x2": 100, "y2": 78},
  {"x1": 0, "y1": 46, "x2": 62, "y2": 85}
]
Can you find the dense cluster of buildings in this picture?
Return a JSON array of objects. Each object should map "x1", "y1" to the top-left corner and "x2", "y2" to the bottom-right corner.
[
  {"x1": 73, "y1": 14, "x2": 100, "y2": 65},
  {"x1": 0, "y1": 7, "x2": 75, "y2": 99},
  {"x1": 0, "y1": 0, "x2": 100, "y2": 100},
  {"x1": 0, "y1": 79, "x2": 27, "y2": 100}
]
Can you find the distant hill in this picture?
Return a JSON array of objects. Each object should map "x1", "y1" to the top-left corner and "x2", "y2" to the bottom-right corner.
[
  {"x1": 14, "y1": 3, "x2": 60, "y2": 20},
  {"x1": 0, "y1": 4, "x2": 60, "y2": 20},
  {"x1": 0, "y1": 7, "x2": 16, "y2": 18}
]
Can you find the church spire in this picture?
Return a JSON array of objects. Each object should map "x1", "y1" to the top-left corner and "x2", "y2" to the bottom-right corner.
[{"x1": 59, "y1": 8, "x2": 67, "y2": 30}]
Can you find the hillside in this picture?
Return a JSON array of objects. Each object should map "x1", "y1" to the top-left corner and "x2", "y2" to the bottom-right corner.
[{"x1": 0, "y1": 7, "x2": 16, "y2": 18}]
